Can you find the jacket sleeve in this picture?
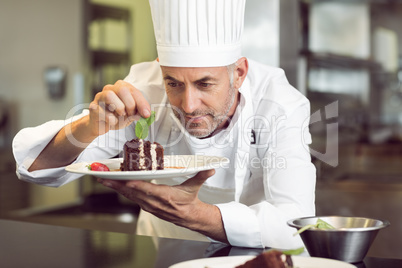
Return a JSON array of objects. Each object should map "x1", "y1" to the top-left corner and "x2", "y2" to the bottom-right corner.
[{"x1": 12, "y1": 110, "x2": 125, "y2": 187}]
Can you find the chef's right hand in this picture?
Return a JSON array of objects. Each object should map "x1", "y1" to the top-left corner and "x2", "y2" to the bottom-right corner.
[{"x1": 88, "y1": 80, "x2": 151, "y2": 136}]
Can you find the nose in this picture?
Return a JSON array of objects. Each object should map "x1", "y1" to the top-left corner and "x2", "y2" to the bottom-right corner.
[{"x1": 181, "y1": 86, "x2": 200, "y2": 114}]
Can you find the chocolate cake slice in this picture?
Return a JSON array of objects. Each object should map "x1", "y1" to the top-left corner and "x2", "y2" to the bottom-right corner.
[
  {"x1": 235, "y1": 250, "x2": 293, "y2": 268},
  {"x1": 120, "y1": 138, "x2": 164, "y2": 171}
]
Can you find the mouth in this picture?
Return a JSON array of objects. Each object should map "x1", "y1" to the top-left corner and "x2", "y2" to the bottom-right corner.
[{"x1": 186, "y1": 115, "x2": 208, "y2": 124}]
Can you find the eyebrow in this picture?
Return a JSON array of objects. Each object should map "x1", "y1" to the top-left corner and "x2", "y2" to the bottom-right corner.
[
  {"x1": 196, "y1": 76, "x2": 218, "y2": 83},
  {"x1": 163, "y1": 75, "x2": 218, "y2": 84},
  {"x1": 163, "y1": 75, "x2": 180, "y2": 82}
]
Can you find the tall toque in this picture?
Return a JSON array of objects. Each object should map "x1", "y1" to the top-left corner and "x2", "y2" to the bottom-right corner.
[{"x1": 149, "y1": 0, "x2": 246, "y2": 67}]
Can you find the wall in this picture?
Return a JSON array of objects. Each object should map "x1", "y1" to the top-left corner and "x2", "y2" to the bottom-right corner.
[
  {"x1": 0, "y1": 0, "x2": 86, "y2": 131},
  {"x1": 0, "y1": 0, "x2": 87, "y2": 208},
  {"x1": 371, "y1": 3, "x2": 402, "y2": 125},
  {"x1": 0, "y1": 0, "x2": 156, "y2": 209},
  {"x1": 91, "y1": 0, "x2": 157, "y2": 65},
  {"x1": 371, "y1": 3, "x2": 402, "y2": 60},
  {"x1": 242, "y1": 0, "x2": 279, "y2": 67}
]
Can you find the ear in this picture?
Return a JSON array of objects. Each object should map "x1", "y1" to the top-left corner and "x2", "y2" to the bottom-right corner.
[{"x1": 233, "y1": 57, "x2": 249, "y2": 89}]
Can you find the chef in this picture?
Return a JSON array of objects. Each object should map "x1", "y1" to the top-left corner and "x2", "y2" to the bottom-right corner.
[{"x1": 13, "y1": 0, "x2": 315, "y2": 249}]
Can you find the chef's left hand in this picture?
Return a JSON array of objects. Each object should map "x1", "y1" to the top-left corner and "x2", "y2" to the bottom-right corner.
[{"x1": 97, "y1": 170, "x2": 221, "y2": 232}]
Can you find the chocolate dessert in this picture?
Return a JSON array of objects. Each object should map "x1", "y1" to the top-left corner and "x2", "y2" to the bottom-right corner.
[
  {"x1": 235, "y1": 250, "x2": 293, "y2": 268},
  {"x1": 121, "y1": 138, "x2": 164, "y2": 171}
]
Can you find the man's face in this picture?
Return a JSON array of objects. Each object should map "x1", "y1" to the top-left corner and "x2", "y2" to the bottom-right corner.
[{"x1": 161, "y1": 65, "x2": 238, "y2": 138}]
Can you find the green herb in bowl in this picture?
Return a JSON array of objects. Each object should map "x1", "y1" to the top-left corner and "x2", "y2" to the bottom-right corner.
[{"x1": 293, "y1": 218, "x2": 335, "y2": 236}]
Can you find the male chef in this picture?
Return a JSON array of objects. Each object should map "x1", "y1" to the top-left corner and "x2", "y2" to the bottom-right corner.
[{"x1": 13, "y1": 0, "x2": 316, "y2": 249}]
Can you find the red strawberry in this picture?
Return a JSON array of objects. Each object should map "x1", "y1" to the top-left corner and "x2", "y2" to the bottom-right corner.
[{"x1": 88, "y1": 162, "x2": 110, "y2": 171}]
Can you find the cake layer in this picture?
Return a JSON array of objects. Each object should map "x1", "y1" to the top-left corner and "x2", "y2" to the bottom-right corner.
[{"x1": 121, "y1": 138, "x2": 164, "y2": 171}]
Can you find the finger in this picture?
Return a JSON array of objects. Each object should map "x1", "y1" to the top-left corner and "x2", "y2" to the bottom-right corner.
[
  {"x1": 125, "y1": 180, "x2": 163, "y2": 197},
  {"x1": 93, "y1": 89, "x2": 124, "y2": 119},
  {"x1": 113, "y1": 81, "x2": 137, "y2": 116},
  {"x1": 102, "y1": 89, "x2": 127, "y2": 117},
  {"x1": 97, "y1": 178, "x2": 125, "y2": 189},
  {"x1": 123, "y1": 182, "x2": 183, "y2": 218},
  {"x1": 89, "y1": 99, "x2": 118, "y2": 126},
  {"x1": 114, "y1": 80, "x2": 150, "y2": 118},
  {"x1": 130, "y1": 87, "x2": 151, "y2": 118},
  {"x1": 91, "y1": 96, "x2": 135, "y2": 132},
  {"x1": 97, "y1": 178, "x2": 146, "y2": 204},
  {"x1": 88, "y1": 100, "x2": 111, "y2": 135},
  {"x1": 97, "y1": 81, "x2": 151, "y2": 120},
  {"x1": 180, "y1": 169, "x2": 215, "y2": 188},
  {"x1": 124, "y1": 181, "x2": 175, "y2": 209},
  {"x1": 116, "y1": 88, "x2": 136, "y2": 116}
]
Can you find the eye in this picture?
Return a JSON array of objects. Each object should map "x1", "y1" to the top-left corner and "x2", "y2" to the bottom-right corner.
[
  {"x1": 198, "y1": 82, "x2": 211, "y2": 88},
  {"x1": 168, "y1": 82, "x2": 179, "y2": 88}
]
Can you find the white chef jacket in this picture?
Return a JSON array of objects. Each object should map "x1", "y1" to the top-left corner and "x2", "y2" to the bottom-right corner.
[{"x1": 13, "y1": 59, "x2": 316, "y2": 249}]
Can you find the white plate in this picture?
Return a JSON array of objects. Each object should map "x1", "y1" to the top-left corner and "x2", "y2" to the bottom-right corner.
[
  {"x1": 66, "y1": 155, "x2": 229, "y2": 180},
  {"x1": 169, "y1": 255, "x2": 356, "y2": 268}
]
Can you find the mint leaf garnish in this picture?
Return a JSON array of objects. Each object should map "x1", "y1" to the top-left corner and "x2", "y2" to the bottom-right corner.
[
  {"x1": 145, "y1": 111, "x2": 155, "y2": 126},
  {"x1": 135, "y1": 118, "x2": 148, "y2": 139},
  {"x1": 135, "y1": 111, "x2": 155, "y2": 139}
]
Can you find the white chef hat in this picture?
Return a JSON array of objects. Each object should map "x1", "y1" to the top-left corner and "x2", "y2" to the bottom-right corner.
[{"x1": 149, "y1": 0, "x2": 246, "y2": 67}]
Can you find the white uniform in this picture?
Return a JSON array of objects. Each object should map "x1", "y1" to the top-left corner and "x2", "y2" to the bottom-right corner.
[{"x1": 13, "y1": 59, "x2": 316, "y2": 249}]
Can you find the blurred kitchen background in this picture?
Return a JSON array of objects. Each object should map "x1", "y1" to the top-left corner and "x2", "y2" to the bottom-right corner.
[{"x1": 1, "y1": 0, "x2": 402, "y2": 260}]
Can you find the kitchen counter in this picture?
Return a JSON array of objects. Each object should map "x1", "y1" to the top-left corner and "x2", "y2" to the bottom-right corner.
[
  {"x1": 5, "y1": 192, "x2": 140, "y2": 234},
  {"x1": 1, "y1": 219, "x2": 401, "y2": 268}
]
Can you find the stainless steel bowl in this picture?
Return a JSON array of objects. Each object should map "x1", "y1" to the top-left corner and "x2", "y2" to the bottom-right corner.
[{"x1": 287, "y1": 216, "x2": 390, "y2": 263}]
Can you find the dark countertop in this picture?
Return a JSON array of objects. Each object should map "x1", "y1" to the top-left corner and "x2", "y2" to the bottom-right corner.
[{"x1": 0, "y1": 219, "x2": 401, "y2": 268}]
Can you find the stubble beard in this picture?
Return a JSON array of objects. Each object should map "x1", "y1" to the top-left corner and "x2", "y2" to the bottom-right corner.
[{"x1": 173, "y1": 85, "x2": 237, "y2": 138}]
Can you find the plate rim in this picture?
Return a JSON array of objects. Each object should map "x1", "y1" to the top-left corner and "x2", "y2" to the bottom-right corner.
[
  {"x1": 168, "y1": 255, "x2": 356, "y2": 268},
  {"x1": 65, "y1": 155, "x2": 229, "y2": 180}
]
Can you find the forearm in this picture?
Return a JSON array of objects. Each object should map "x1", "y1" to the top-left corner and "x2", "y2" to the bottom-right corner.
[
  {"x1": 28, "y1": 115, "x2": 98, "y2": 171},
  {"x1": 187, "y1": 202, "x2": 229, "y2": 244}
]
